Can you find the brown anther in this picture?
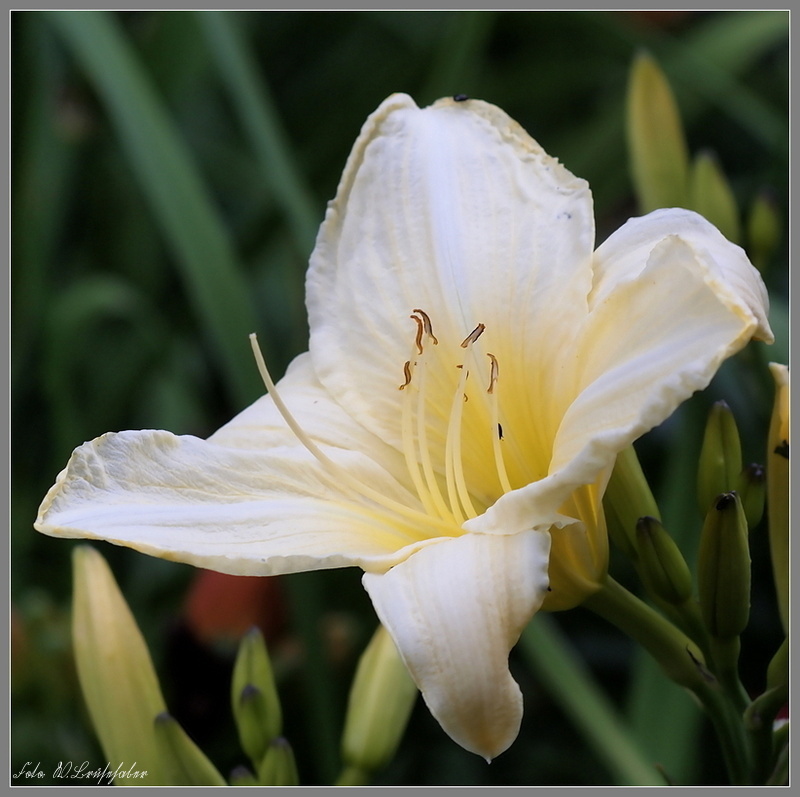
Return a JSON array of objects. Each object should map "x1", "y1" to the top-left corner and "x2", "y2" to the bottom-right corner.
[
  {"x1": 486, "y1": 353, "x2": 499, "y2": 394},
  {"x1": 399, "y1": 361, "x2": 413, "y2": 390},
  {"x1": 461, "y1": 323, "x2": 485, "y2": 348},
  {"x1": 410, "y1": 314, "x2": 424, "y2": 354},
  {"x1": 412, "y1": 309, "x2": 438, "y2": 345}
]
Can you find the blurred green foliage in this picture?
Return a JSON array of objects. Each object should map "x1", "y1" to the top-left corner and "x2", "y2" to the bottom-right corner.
[{"x1": 11, "y1": 10, "x2": 788, "y2": 786}]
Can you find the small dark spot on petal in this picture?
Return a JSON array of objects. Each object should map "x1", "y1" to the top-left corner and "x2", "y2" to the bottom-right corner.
[{"x1": 453, "y1": 94, "x2": 469, "y2": 102}]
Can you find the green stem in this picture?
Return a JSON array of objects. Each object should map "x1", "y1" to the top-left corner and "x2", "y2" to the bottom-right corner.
[
  {"x1": 584, "y1": 578, "x2": 710, "y2": 691},
  {"x1": 709, "y1": 636, "x2": 750, "y2": 713},
  {"x1": 692, "y1": 681, "x2": 751, "y2": 785},
  {"x1": 584, "y1": 578, "x2": 751, "y2": 785},
  {"x1": 744, "y1": 681, "x2": 788, "y2": 784}
]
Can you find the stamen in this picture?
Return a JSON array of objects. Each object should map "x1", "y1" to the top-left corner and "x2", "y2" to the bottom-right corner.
[
  {"x1": 412, "y1": 309, "x2": 438, "y2": 344},
  {"x1": 398, "y1": 316, "x2": 455, "y2": 523},
  {"x1": 460, "y1": 323, "x2": 485, "y2": 348},
  {"x1": 413, "y1": 356, "x2": 457, "y2": 522},
  {"x1": 410, "y1": 314, "x2": 424, "y2": 355},
  {"x1": 248, "y1": 334, "x2": 455, "y2": 534},
  {"x1": 445, "y1": 366, "x2": 470, "y2": 522},
  {"x1": 399, "y1": 361, "x2": 413, "y2": 390},
  {"x1": 486, "y1": 352, "x2": 513, "y2": 494},
  {"x1": 486, "y1": 353, "x2": 499, "y2": 394},
  {"x1": 444, "y1": 329, "x2": 481, "y2": 521},
  {"x1": 400, "y1": 361, "x2": 443, "y2": 519}
]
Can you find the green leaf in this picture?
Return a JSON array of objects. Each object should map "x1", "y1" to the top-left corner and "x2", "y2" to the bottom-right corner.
[
  {"x1": 519, "y1": 615, "x2": 662, "y2": 786},
  {"x1": 44, "y1": 10, "x2": 263, "y2": 407}
]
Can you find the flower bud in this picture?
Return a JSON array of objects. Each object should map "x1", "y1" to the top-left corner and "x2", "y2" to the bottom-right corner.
[
  {"x1": 635, "y1": 516, "x2": 693, "y2": 606},
  {"x1": 71, "y1": 545, "x2": 167, "y2": 784},
  {"x1": 231, "y1": 627, "x2": 282, "y2": 766},
  {"x1": 603, "y1": 445, "x2": 661, "y2": 561},
  {"x1": 341, "y1": 624, "x2": 418, "y2": 776},
  {"x1": 626, "y1": 50, "x2": 689, "y2": 212},
  {"x1": 736, "y1": 462, "x2": 766, "y2": 530},
  {"x1": 697, "y1": 400, "x2": 742, "y2": 515},
  {"x1": 766, "y1": 363, "x2": 789, "y2": 633},
  {"x1": 689, "y1": 150, "x2": 741, "y2": 244},
  {"x1": 229, "y1": 766, "x2": 258, "y2": 786},
  {"x1": 697, "y1": 492, "x2": 751, "y2": 638},
  {"x1": 767, "y1": 638, "x2": 788, "y2": 693},
  {"x1": 153, "y1": 712, "x2": 226, "y2": 785},
  {"x1": 256, "y1": 737, "x2": 299, "y2": 786},
  {"x1": 746, "y1": 189, "x2": 781, "y2": 274}
]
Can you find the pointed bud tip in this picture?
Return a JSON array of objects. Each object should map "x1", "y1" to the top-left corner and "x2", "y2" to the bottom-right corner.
[
  {"x1": 715, "y1": 492, "x2": 737, "y2": 511},
  {"x1": 239, "y1": 683, "x2": 261, "y2": 704}
]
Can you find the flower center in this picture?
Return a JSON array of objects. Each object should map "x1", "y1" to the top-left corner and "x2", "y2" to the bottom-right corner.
[
  {"x1": 397, "y1": 310, "x2": 515, "y2": 526},
  {"x1": 248, "y1": 314, "x2": 520, "y2": 542}
]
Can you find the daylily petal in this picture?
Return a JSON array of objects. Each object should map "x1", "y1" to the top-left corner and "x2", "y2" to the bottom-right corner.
[
  {"x1": 590, "y1": 208, "x2": 772, "y2": 342},
  {"x1": 362, "y1": 528, "x2": 552, "y2": 761},
  {"x1": 469, "y1": 216, "x2": 772, "y2": 538},
  {"x1": 35, "y1": 359, "x2": 445, "y2": 575},
  {"x1": 307, "y1": 93, "x2": 595, "y2": 457},
  {"x1": 210, "y1": 353, "x2": 411, "y2": 487}
]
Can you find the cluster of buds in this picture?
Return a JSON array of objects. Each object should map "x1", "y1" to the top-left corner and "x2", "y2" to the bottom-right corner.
[
  {"x1": 70, "y1": 546, "x2": 299, "y2": 786},
  {"x1": 228, "y1": 627, "x2": 298, "y2": 786},
  {"x1": 70, "y1": 542, "x2": 420, "y2": 787},
  {"x1": 600, "y1": 363, "x2": 788, "y2": 786}
]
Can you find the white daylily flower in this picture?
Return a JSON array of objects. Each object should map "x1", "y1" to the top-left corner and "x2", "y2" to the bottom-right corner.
[{"x1": 36, "y1": 94, "x2": 772, "y2": 761}]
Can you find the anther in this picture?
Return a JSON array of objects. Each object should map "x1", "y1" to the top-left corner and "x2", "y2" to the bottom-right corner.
[
  {"x1": 486, "y1": 353, "x2": 499, "y2": 394},
  {"x1": 461, "y1": 323, "x2": 485, "y2": 348},
  {"x1": 399, "y1": 361, "x2": 413, "y2": 390},
  {"x1": 410, "y1": 314, "x2": 424, "y2": 354},
  {"x1": 412, "y1": 309, "x2": 438, "y2": 345}
]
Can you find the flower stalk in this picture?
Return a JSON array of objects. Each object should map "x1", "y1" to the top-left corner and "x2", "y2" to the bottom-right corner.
[{"x1": 584, "y1": 577, "x2": 754, "y2": 785}]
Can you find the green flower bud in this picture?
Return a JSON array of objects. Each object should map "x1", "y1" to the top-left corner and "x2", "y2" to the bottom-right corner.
[
  {"x1": 766, "y1": 363, "x2": 789, "y2": 634},
  {"x1": 256, "y1": 737, "x2": 299, "y2": 786},
  {"x1": 603, "y1": 445, "x2": 661, "y2": 561},
  {"x1": 229, "y1": 766, "x2": 258, "y2": 786},
  {"x1": 689, "y1": 150, "x2": 741, "y2": 244},
  {"x1": 697, "y1": 400, "x2": 742, "y2": 515},
  {"x1": 736, "y1": 462, "x2": 766, "y2": 530},
  {"x1": 635, "y1": 516, "x2": 693, "y2": 606},
  {"x1": 231, "y1": 627, "x2": 282, "y2": 766},
  {"x1": 697, "y1": 492, "x2": 751, "y2": 638},
  {"x1": 746, "y1": 190, "x2": 781, "y2": 274},
  {"x1": 766, "y1": 638, "x2": 788, "y2": 692},
  {"x1": 71, "y1": 545, "x2": 167, "y2": 784},
  {"x1": 626, "y1": 50, "x2": 689, "y2": 212},
  {"x1": 341, "y1": 625, "x2": 418, "y2": 776},
  {"x1": 152, "y1": 712, "x2": 226, "y2": 786}
]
